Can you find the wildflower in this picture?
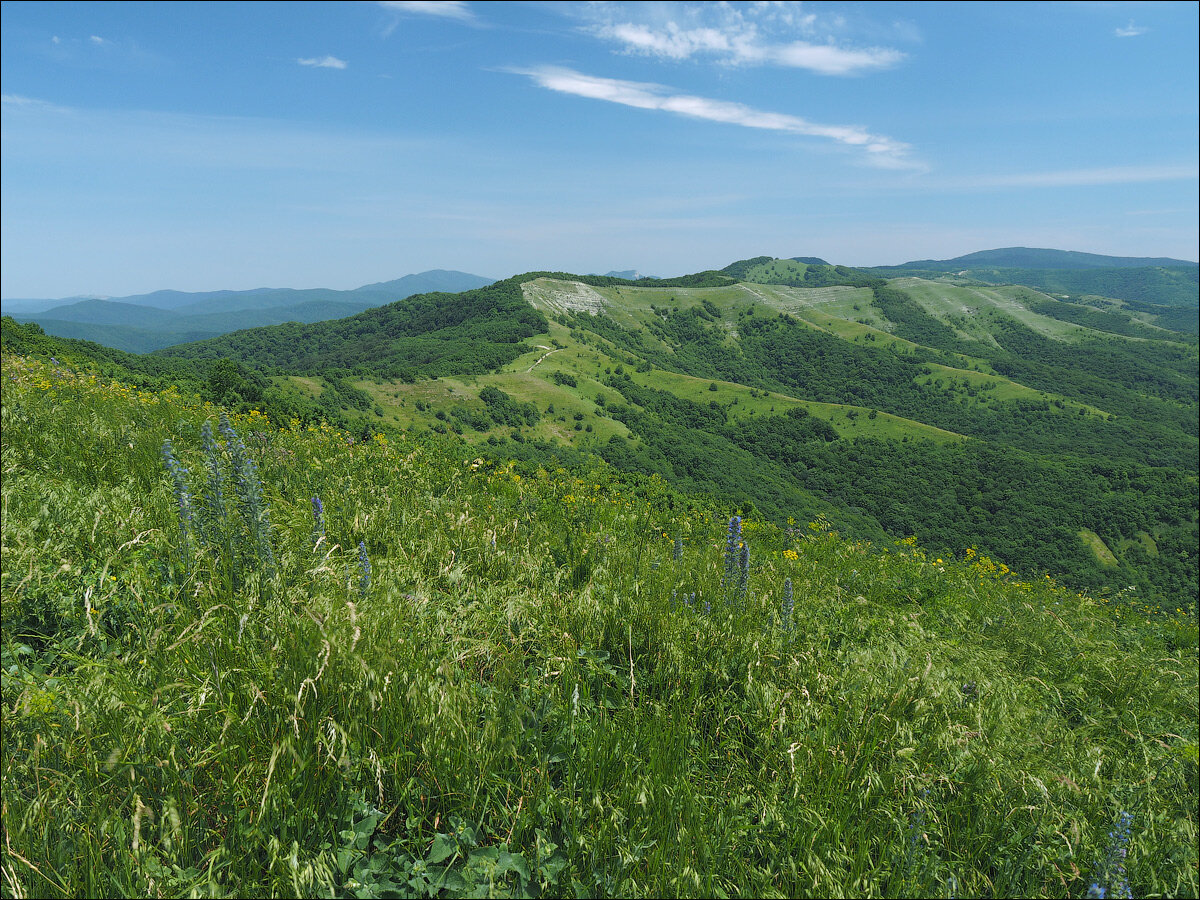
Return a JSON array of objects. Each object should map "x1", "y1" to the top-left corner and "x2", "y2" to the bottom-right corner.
[
  {"x1": 311, "y1": 495, "x2": 326, "y2": 546},
  {"x1": 358, "y1": 541, "x2": 372, "y2": 597},
  {"x1": 673, "y1": 534, "x2": 683, "y2": 561},
  {"x1": 209, "y1": 415, "x2": 277, "y2": 579},
  {"x1": 781, "y1": 578, "x2": 794, "y2": 631},
  {"x1": 237, "y1": 449, "x2": 276, "y2": 576},
  {"x1": 161, "y1": 440, "x2": 194, "y2": 541},
  {"x1": 219, "y1": 411, "x2": 250, "y2": 497},
  {"x1": 722, "y1": 516, "x2": 742, "y2": 590}
]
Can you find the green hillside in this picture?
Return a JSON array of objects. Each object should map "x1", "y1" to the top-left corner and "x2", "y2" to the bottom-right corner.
[
  {"x1": 5, "y1": 256, "x2": 1197, "y2": 615},
  {"x1": 506, "y1": 275, "x2": 1197, "y2": 607},
  {"x1": 2, "y1": 353, "x2": 1196, "y2": 898}
]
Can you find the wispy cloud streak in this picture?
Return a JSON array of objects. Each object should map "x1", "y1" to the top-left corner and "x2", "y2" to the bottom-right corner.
[
  {"x1": 1115, "y1": 22, "x2": 1148, "y2": 38},
  {"x1": 298, "y1": 56, "x2": 348, "y2": 69},
  {"x1": 378, "y1": 1, "x2": 472, "y2": 21},
  {"x1": 512, "y1": 66, "x2": 917, "y2": 168},
  {"x1": 582, "y1": 3, "x2": 906, "y2": 75},
  {"x1": 593, "y1": 21, "x2": 903, "y2": 75}
]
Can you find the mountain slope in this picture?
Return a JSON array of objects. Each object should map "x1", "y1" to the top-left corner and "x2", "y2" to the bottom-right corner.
[
  {"x1": 7, "y1": 256, "x2": 1196, "y2": 611},
  {"x1": 499, "y1": 270, "x2": 1197, "y2": 606}
]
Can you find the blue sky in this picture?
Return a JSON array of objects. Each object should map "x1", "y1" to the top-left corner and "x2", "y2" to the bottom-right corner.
[{"x1": 2, "y1": 1, "x2": 1197, "y2": 298}]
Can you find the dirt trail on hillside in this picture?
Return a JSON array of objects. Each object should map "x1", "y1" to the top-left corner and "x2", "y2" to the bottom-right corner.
[{"x1": 527, "y1": 346, "x2": 560, "y2": 372}]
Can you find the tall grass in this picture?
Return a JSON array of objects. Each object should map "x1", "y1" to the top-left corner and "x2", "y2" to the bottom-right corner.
[{"x1": 2, "y1": 355, "x2": 1197, "y2": 898}]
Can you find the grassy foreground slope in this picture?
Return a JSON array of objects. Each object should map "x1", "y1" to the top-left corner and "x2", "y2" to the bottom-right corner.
[{"x1": 2, "y1": 354, "x2": 1197, "y2": 899}]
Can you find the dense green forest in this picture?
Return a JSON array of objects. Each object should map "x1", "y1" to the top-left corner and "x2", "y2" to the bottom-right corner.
[
  {"x1": 1023, "y1": 295, "x2": 1195, "y2": 341},
  {"x1": 595, "y1": 373, "x2": 1196, "y2": 605}
]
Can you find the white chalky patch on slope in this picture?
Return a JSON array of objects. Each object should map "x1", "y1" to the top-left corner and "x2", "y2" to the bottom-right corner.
[{"x1": 522, "y1": 279, "x2": 610, "y2": 316}]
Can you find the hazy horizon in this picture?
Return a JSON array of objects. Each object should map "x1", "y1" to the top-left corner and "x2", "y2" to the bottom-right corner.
[{"x1": 6, "y1": 248, "x2": 1200, "y2": 306}]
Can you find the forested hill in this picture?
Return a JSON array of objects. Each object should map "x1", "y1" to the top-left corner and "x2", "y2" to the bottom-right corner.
[
  {"x1": 155, "y1": 277, "x2": 549, "y2": 380},
  {"x1": 150, "y1": 269, "x2": 741, "y2": 376},
  {"x1": 720, "y1": 256, "x2": 879, "y2": 287}
]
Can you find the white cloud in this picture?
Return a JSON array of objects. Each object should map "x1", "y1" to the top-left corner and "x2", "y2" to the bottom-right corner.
[
  {"x1": 378, "y1": 1, "x2": 472, "y2": 21},
  {"x1": 513, "y1": 66, "x2": 917, "y2": 168},
  {"x1": 586, "y1": 4, "x2": 904, "y2": 75},
  {"x1": 89, "y1": 35, "x2": 107, "y2": 45},
  {"x1": 1115, "y1": 21, "x2": 1148, "y2": 38},
  {"x1": 594, "y1": 22, "x2": 902, "y2": 74},
  {"x1": 298, "y1": 55, "x2": 348, "y2": 70},
  {"x1": 763, "y1": 42, "x2": 903, "y2": 74}
]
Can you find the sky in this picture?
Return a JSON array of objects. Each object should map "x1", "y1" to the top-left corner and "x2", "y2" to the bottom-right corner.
[{"x1": 1, "y1": 1, "x2": 1197, "y2": 298}]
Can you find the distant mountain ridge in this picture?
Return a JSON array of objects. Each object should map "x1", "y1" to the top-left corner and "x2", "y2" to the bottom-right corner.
[
  {"x1": 351, "y1": 270, "x2": 496, "y2": 296},
  {"x1": 897, "y1": 247, "x2": 1198, "y2": 270},
  {"x1": 5, "y1": 269, "x2": 494, "y2": 353}
]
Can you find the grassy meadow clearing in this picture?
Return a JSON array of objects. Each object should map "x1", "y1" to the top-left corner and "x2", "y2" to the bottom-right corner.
[{"x1": 2, "y1": 354, "x2": 1197, "y2": 898}]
